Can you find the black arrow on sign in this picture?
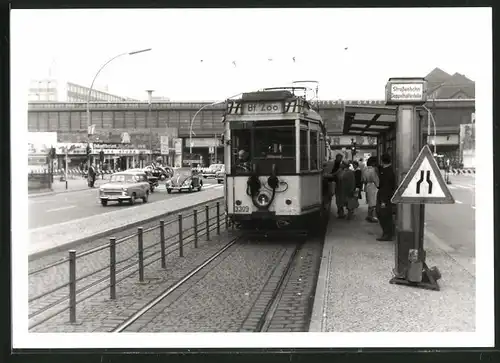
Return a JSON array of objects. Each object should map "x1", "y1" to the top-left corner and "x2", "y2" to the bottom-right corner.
[
  {"x1": 416, "y1": 170, "x2": 424, "y2": 194},
  {"x1": 426, "y1": 170, "x2": 433, "y2": 194}
]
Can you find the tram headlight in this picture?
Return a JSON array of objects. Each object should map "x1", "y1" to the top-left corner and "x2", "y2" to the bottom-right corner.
[{"x1": 255, "y1": 191, "x2": 271, "y2": 207}]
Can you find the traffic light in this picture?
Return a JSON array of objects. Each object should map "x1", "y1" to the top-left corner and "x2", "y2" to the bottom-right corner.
[{"x1": 99, "y1": 151, "x2": 104, "y2": 163}]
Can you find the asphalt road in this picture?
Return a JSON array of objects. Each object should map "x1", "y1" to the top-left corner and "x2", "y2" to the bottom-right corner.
[
  {"x1": 424, "y1": 175, "x2": 475, "y2": 275},
  {"x1": 28, "y1": 179, "x2": 222, "y2": 229}
]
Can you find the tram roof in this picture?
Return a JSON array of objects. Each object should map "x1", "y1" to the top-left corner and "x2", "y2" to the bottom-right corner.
[{"x1": 342, "y1": 105, "x2": 397, "y2": 137}]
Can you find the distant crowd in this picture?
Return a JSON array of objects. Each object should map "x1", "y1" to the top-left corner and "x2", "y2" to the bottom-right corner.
[{"x1": 326, "y1": 153, "x2": 396, "y2": 242}]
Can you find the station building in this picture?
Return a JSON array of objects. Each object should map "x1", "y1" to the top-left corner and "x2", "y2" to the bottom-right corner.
[
  {"x1": 27, "y1": 97, "x2": 475, "y2": 170},
  {"x1": 27, "y1": 66, "x2": 475, "y2": 170}
]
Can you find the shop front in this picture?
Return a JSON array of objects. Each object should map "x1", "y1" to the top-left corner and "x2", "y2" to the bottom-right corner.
[{"x1": 182, "y1": 137, "x2": 223, "y2": 167}]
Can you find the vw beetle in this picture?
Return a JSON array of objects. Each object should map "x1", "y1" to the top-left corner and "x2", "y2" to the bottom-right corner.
[{"x1": 166, "y1": 167, "x2": 203, "y2": 193}]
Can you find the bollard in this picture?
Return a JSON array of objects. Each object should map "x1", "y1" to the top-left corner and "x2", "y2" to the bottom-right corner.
[
  {"x1": 216, "y1": 202, "x2": 221, "y2": 235},
  {"x1": 109, "y1": 237, "x2": 116, "y2": 300},
  {"x1": 178, "y1": 214, "x2": 184, "y2": 257},
  {"x1": 137, "y1": 227, "x2": 144, "y2": 282},
  {"x1": 160, "y1": 220, "x2": 166, "y2": 269},
  {"x1": 193, "y1": 209, "x2": 198, "y2": 248},
  {"x1": 68, "y1": 250, "x2": 77, "y2": 323},
  {"x1": 205, "y1": 205, "x2": 210, "y2": 241}
]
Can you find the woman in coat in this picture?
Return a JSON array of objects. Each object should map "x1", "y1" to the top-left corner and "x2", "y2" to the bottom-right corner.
[{"x1": 362, "y1": 156, "x2": 379, "y2": 222}]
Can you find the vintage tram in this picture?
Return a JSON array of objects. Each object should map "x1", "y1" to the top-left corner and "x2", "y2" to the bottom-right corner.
[{"x1": 222, "y1": 87, "x2": 332, "y2": 234}]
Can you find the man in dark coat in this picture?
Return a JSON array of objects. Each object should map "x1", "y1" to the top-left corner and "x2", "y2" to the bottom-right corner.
[
  {"x1": 88, "y1": 163, "x2": 96, "y2": 188},
  {"x1": 376, "y1": 153, "x2": 396, "y2": 241}
]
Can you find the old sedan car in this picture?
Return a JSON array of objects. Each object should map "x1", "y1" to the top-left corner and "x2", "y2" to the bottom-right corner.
[
  {"x1": 166, "y1": 167, "x2": 203, "y2": 193},
  {"x1": 216, "y1": 165, "x2": 226, "y2": 184},
  {"x1": 99, "y1": 170, "x2": 150, "y2": 206}
]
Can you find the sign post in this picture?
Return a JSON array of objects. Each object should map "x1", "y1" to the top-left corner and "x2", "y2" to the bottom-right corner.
[{"x1": 386, "y1": 77, "x2": 447, "y2": 291}]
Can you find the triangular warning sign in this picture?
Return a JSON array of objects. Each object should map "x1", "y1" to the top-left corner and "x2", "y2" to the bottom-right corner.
[{"x1": 391, "y1": 145, "x2": 455, "y2": 204}]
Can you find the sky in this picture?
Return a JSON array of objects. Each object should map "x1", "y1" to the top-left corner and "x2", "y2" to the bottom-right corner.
[{"x1": 13, "y1": 8, "x2": 490, "y2": 101}]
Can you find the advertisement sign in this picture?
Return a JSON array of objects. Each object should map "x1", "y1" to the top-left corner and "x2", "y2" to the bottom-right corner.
[
  {"x1": 28, "y1": 132, "x2": 57, "y2": 154},
  {"x1": 459, "y1": 123, "x2": 475, "y2": 168},
  {"x1": 173, "y1": 138, "x2": 182, "y2": 155},
  {"x1": 160, "y1": 136, "x2": 169, "y2": 155},
  {"x1": 328, "y1": 136, "x2": 378, "y2": 146},
  {"x1": 189, "y1": 138, "x2": 221, "y2": 148}
]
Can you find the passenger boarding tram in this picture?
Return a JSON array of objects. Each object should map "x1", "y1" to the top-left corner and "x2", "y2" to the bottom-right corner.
[{"x1": 222, "y1": 87, "x2": 332, "y2": 234}]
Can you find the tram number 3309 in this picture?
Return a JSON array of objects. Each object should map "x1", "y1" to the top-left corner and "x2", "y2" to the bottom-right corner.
[
  {"x1": 246, "y1": 103, "x2": 281, "y2": 113},
  {"x1": 234, "y1": 205, "x2": 250, "y2": 213}
]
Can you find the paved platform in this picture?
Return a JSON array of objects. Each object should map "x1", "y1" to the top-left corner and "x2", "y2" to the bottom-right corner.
[
  {"x1": 28, "y1": 187, "x2": 224, "y2": 257},
  {"x1": 309, "y1": 203, "x2": 475, "y2": 332}
]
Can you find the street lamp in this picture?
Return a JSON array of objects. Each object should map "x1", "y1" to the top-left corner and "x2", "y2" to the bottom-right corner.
[
  {"x1": 188, "y1": 93, "x2": 242, "y2": 167},
  {"x1": 86, "y1": 48, "x2": 152, "y2": 169}
]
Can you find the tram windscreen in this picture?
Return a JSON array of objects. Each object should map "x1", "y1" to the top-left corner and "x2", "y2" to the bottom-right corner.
[{"x1": 231, "y1": 123, "x2": 296, "y2": 175}]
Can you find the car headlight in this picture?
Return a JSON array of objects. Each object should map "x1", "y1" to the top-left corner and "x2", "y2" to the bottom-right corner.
[
  {"x1": 182, "y1": 181, "x2": 191, "y2": 186},
  {"x1": 99, "y1": 188, "x2": 104, "y2": 192},
  {"x1": 122, "y1": 188, "x2": 128, "y2": 192}
]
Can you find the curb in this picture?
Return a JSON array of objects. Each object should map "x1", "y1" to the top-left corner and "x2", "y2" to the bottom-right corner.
[
  {"x1": 308, "y1": 227, "x2": 332, "y2": 332},
  {"x1": 28, "y1": 179, "x2": 112, "y2": 198},
  {"x1": 28, "y1": 195, "x2": 224, "y2": 261},
  {"x1": 29, "y1": 186, "x2": 93, "y2": 198}
]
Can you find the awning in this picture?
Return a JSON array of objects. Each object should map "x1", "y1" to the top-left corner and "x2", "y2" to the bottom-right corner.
[{"x1": 342, "y1": 105, "x2": 397, "y2": 136}]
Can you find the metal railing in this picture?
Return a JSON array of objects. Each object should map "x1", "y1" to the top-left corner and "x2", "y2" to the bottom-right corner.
[{"x1": 28, "y1": 200, "x2": 234, "y2": 329}]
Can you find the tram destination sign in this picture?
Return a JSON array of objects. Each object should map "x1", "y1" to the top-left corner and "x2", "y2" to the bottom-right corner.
[
  {"x1": 243, "y1": 102, "x2": 284, "y2": 115},
  {"x1": 385, "y1": 77, "x2": 427, "y2": 105}
]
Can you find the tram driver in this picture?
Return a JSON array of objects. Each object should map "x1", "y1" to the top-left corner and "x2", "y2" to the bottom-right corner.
[{"x1": 236, "y1": 148, "x2": 252, "y2": 172}]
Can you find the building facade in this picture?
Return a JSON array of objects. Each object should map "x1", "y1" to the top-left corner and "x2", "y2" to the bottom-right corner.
[
  {"x1": 27, "y1": 98, "x2": 474, "y2": 169},
  {"x1": 28, "y1": 79, "x2": 138, "y2": 103}
]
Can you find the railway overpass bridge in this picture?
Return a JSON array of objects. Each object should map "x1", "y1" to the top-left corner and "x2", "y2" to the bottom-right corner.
[{"x1": 27, "y1": 98, "x2": 474, "y2": 167}]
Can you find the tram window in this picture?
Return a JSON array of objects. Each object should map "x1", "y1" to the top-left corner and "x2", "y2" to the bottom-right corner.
[
  {"x1": 253, "y1": 126, "x2": 296, "y2": 174},
  {"x1": 253, "y1": 127, "x2": 295, "y2": 158},
  {"x1": 231, "y1": 129, "x2": 252, "y2": 174},
  {"x1": 310, "y1": 130, "x2": 318, "y2": 170},
  {"x1": 300, "y1": 129, "x2": 308, "y2": 171}
]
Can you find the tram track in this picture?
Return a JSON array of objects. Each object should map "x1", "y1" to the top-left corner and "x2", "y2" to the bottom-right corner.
[
  {"x1": 112, "y1": 232, "x2": 310, "y2": 333},
  {"x1": 113, "y1": 236, "x2": 242, "y2": 332}
]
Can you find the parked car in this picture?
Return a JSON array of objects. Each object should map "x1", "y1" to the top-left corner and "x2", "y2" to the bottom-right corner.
[
  {"x1": 202, "y1": 163, "x2": 224, "y2": 179},
  {"x1": 128, "y1": 168, "x2": 159, "y2": 193},
  {"x1": 99, "y1": 170, "x2": 150, "y2": 206},
  {"x1": 216, "y1": 165, "x2": 226, "y2": 184},
  {"x1": 166, "y1": 167, "x2": 203, "y2": 193}
]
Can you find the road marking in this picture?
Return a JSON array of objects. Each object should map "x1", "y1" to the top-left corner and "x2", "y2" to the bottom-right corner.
[
  {"x1": 46, "y1": 205, "x2": 77, "y2": 213},
  {"x1": 203, "y1": 184, "x2": 223, "y2": 190},
  {"x1": 29, "y1": 199, "x2": 56, "y2": 204},
  {"x1": 424, "y1": 227, "x2": 456, "y2": 253}
]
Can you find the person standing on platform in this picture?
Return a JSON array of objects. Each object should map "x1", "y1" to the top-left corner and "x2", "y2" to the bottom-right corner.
[
  {"x1": 342, "y1": 162, "x2": 358, "y2": 220},
  {"x1": 362, "y1": 156, "x2": 379, "y2": 223},
  {"x1": 376, "y1": 153, "x2": 396, "y2": 241},
  {"x1": 352, "y1": 160, "x2": 363, "y2": 201}
]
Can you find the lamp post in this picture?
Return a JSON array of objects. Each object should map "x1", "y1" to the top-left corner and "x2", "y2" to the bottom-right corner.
[
  {"x1": 188, "y1": 93, "x2": 242, "y2": 167},
  {"x1": 146, "y1": 90, "x2": 154, "y2": 165},
  {"x1": 86, "y1": 48, "x2": 152, "y2": 170}
]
